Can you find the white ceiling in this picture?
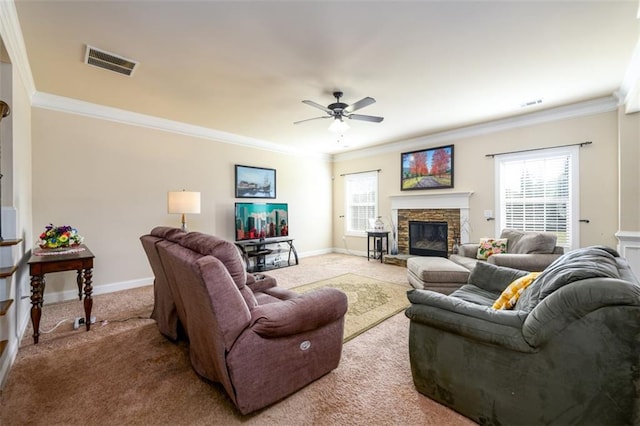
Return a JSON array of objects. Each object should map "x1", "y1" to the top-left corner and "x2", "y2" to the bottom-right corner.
[{"x1": 11, "y1": 0, "x2": 640, "y2": 155}]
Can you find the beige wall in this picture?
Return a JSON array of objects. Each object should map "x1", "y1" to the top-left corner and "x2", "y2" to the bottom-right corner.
[
  {"x1": 31, "y1": 108, "x2": 332, "y2": 297},
  {"x1": 333, "y1": 111, "x2": 620, "y2": 253}
]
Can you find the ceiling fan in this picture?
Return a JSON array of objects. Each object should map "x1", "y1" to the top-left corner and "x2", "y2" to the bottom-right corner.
[{"x1": 294, "y1": 91, "x2": 384, "y2": 133}]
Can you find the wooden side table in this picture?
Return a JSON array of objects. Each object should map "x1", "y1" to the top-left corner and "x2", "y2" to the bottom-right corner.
[
  {"x1": 27, "y1": 245, "x2": 95, "y2": 344},
  {"x1": 367, "y1": 231, "x2": 389, "y2": 263}
]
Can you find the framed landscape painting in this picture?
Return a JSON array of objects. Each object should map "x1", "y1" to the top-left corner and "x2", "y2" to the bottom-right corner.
[
  {"x1": 235, "y1": 165, "x2": 276, "y2": 198},
  {"x1": 401, "y1": 145, "x2": 454, "y2": 190}
]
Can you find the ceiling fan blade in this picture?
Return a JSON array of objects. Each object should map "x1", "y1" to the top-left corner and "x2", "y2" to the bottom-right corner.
[
  {"x1": 348, "y1": 113, "x2": 384, "y2": 123},
  {"x1": 344, "y1": 97, "x2": 376, "y2": 113},
  {"x1": 293, "y1": 116, "x2": 331, "y2": 125},
  {"x1": 302, "y1": 100, "x2": 333, "y2": 114}
]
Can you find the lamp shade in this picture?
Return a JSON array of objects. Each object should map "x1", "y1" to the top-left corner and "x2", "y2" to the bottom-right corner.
[{"x1": 167, "y1": 191, "x2": 201, "y2": 214}]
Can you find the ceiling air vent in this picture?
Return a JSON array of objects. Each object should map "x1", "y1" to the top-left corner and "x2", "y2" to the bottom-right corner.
[{"x1": 84, "y1": 45, "x2": 138, "y2": 76}]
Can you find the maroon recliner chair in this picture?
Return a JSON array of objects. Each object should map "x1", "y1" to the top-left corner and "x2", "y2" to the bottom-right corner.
[{"x1": 141, "y1": 227, "x2": 347, "y2": 414}]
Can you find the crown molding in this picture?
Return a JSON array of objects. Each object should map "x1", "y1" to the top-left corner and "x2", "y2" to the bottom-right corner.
[
  {"x1": 0, "y1": 1, "x2": 37, "y2": 98},
  {"x1": 31, "y1": 92, "x2": 331, "y2": 160},
  {"x1": 332, "y1": 96, "x2": 620, "y2": 163}
]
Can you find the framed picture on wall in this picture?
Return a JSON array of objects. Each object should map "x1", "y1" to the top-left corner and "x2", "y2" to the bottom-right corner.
[
  {"x1": 235, "y1": 165, "x2": 276, "y2": 198},
  {"x1": 401, "y1": 144, "x2": 454, "y2": 190}
]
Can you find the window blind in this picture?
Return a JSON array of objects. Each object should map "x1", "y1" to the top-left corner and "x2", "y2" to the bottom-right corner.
[
  {"x1": 496, "y1": 146, "x2": 578, "y2": 249},
  {"x1": 344, "y1": 171, "x2": 378, "y2": 235}
]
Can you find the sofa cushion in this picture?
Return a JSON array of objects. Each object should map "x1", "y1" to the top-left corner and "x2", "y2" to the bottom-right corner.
[
  {"x1": 476, "y1": 238, "x2": 508, "y2": 260},
  {"x1": 492, "y1": 272, "x2": 540, "y2": 310},
  {"x1": 500, "y1": 229, "x2": 557, "y2": 254},
  {"x1": 468, "y1": 261, "x2": 529, "y2": 294},
  {"x1": 450, "y1": 284, "x2": 499, "y2": 306},
  {"x1": 515, "y1": 245, "x2": 621, "y2": 311}
]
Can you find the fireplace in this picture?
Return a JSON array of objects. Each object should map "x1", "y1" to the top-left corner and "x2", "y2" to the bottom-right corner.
[
  {"x1": 389, "y1": 192, "x2": 472, "y2": 258},
  {"x1": 409, "y1": 221, "x2": 448, "y2": 257}
]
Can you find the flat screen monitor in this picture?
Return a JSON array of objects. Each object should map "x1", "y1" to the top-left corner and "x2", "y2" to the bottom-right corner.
[{"x1": 235, "y1": 202, "x2": 289, "y2": 241}]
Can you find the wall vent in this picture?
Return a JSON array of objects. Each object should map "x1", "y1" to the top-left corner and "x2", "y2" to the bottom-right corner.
[{"x1": 84, "y1": 45, "x2": 138, "y2": 76}]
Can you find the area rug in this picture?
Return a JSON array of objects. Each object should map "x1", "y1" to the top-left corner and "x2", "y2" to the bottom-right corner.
[{"x1": 292, "y1": 273, "x2": 410, "y2": 342}]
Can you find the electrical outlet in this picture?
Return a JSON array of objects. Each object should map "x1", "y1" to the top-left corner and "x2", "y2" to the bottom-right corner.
[{"x1": 73, "y1": 316, "x2": 97, "y2": 330}]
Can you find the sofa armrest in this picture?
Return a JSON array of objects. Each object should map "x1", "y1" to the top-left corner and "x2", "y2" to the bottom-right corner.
[
  {"x1": 522, "y1": 278, "x2": 640, "y2": 347},
  {"x1": 458, "y1": 243, "x2": 479, "y2": 258},
  {"x1": 250, "y1": 288, "x2": 348, "y2": 337},
  {"x1": 488, "y1": 253, "x2": 563, "y2": 272},
  {"x1": 405, "y1": 289, "x2": 533, "y2": 352}
]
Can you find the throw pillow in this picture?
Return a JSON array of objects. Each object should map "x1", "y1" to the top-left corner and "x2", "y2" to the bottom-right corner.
[
  {"x1": 476, "y1": 238, "x2": 508, "y2": 260},
  {"x1": 492, "y1": 272, "x2": 541, "y2": 310}
]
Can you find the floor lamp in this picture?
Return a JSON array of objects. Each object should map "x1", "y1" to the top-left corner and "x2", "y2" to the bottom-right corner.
[
  {"x1": 167, "y1": 190, "x2": 201, "y2": 232},
  {"x1": 0, "y1": 101, "x2": 11, "y2": 241}
]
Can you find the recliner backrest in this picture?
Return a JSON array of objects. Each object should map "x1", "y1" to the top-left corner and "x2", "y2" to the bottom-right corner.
[
  {"x1": 156, "y1": 241, "x2": 251, "y2": 400},
  {"x1": 179, "y1": 232, "x2": 258, "y2": 308},
  {"x1": 140, "y1": 234, "x2": 181, "y2": 339},
  {"x1": 515, "y1": 246, "x2": 622, "y2": 312}
]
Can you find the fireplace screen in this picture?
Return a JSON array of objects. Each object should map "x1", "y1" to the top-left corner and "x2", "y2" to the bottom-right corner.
[{"x1": 409, "y1": 221, "x2": 448, "y2": 257}]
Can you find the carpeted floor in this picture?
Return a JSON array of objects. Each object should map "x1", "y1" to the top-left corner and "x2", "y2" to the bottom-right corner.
[{"x1": 0, "y1": 253, "x2": 475, "y2": 425}]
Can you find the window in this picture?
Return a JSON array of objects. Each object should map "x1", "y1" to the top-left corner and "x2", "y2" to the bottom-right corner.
[
  {"x1": 495, "y1": 146, "x2": 579, "y2": 249},
  {"x1": 344, "y1": 171, "x2": 378, "y2": 236}
]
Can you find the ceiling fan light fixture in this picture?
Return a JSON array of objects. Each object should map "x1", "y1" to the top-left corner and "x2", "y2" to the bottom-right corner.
[{"x1": 329, "y1": 117, "x2": 350, "y2": 133}]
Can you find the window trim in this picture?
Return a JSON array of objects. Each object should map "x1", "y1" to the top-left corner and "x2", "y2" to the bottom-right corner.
[
  {"x1": 494, "y1": 145, "x2": 579, "y2": 250},
  {"x1": 344, "y1": 171, "x2": 379, "y2": 237}
]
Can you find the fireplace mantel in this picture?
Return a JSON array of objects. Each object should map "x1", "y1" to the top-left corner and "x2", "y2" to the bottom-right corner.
[
  {"x1": 390, "y1": 191, "x2": 473, "y2": 210},
  {"x1": 390, "y1": 191, "x2": 473, "y2": 246}
]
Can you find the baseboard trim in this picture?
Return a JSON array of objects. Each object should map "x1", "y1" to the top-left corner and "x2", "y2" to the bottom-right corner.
[
  {"x1": 332, "y1": 247, "x2": 367, "y2": 258},
  {"x1": 0, "y1": 338, "x2": 18, "y2": 390},
  {"x1": 299, "y1": 248, "x2": 333, "y2": 258}
]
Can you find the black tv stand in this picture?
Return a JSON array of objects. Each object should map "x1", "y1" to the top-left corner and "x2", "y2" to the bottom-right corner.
[{"x1": 235, "y1": 237, "x2": 298, "y2": 272}]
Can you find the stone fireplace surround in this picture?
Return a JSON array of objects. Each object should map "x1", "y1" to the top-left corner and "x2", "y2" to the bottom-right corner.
[{"x1": 390, "y1": 192, "x2": 472, "y2": 256}]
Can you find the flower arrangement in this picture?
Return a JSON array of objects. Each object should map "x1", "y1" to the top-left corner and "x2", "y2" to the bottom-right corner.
[{"x1": 38, "y1": 224, "x2": 83, "y2": 249}]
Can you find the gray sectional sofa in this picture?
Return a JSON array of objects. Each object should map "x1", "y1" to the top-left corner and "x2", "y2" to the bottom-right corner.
[
  {"x1": 449, "y1": 228, "x2": 565, "y2": 272},
  {"x1": 405, "y1": 246, "x2": 640, "y2": 425}
]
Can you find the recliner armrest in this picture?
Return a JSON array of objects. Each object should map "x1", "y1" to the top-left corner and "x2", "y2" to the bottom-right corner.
[{"x1": 250, "y1": 288, "x2": 348, "y2": 337}]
